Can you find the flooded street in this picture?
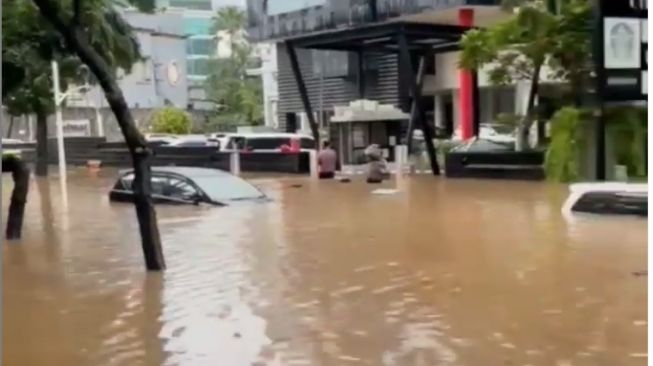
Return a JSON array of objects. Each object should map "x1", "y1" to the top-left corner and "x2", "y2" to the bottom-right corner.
[{"x1": 2, "y1": 169, "x2": 647, "y2": 366}]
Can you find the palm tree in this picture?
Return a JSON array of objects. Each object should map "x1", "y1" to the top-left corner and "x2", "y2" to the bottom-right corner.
[{"x1": 212, "y1": 6, "x2": 246, "y2": 56}]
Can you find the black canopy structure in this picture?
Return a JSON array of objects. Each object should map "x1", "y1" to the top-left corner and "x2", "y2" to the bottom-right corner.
[{"x1": 284, "y1": 21, "x2": 481, "y2": 175}]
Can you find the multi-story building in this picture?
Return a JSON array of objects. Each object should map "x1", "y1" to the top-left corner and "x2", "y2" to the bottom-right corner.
[
  {"x1": 244, "y1": 0, "x2": 554, "y2": 142},
  {"x1": 157, "y1": 0, "x2": 248, "y2": 112},
  {"x1": 246, "y1": 43, "x2": 279, "y2": 129},
  {"x1": 59, "y1": 9, "x2": 189, "y2": 141}
]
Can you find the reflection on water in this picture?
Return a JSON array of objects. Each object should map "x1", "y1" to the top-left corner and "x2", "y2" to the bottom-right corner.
[{"x1": 3, "y1": 169, "x2": 647, "y2": 365}]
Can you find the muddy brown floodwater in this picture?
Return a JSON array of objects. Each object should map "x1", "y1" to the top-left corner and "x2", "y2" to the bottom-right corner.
[{"x1": 2, "y1": 169, "x2": 647, "y2": 366}]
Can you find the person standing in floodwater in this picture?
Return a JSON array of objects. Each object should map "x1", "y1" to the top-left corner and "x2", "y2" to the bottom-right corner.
[
  {"x1": 365, "y1": 144, "x2": 389, "y2": 184},
  {"x1": 318, "y1": 141, "x2": 337, "y2": 179}
]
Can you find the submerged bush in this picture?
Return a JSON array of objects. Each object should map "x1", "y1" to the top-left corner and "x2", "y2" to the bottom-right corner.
[{"x1": 544, "y1": 107, "x2": 584, "y2": 182}]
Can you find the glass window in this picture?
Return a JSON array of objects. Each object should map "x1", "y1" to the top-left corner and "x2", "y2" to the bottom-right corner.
[
  {"x1": 227, "y1": 137, "x2": 246, "y2": 150},
  {"x1": 120, "y1": 174, "x2": 168, "y2": 196},
  {"x1": 171, "y1": 0, "x2": 212, "y2": 11},
  {"x1": 267, "y1": 0, "x2": 326, "y2": 15},
  {"x1": 300, "y1": 138, "x2": 315, "y2": 149},
  {"x1": 192, "y1": 176, "x2": 263, "y2": 202},
  {"x1": 176, "y1": 141, "x2": 208, "y2": 147},
  {"x1": 246, "y1": 138, "x2": 289, "y2": 150},
  {"x1": 187, "y1": 59, "x2": 211, "y2": 77},
  {"x1": 183, "y1": 18, "x2": 213, "y2": 35},
  {"x1": 187, "y1": 38, "x2": 216, "y2": 56},
  {"x1": 312, "y1": 50, "x2": 350, "y2": 77},
  {"x1": 165, "y1": 177, "x2": 200, "y2": 200}
]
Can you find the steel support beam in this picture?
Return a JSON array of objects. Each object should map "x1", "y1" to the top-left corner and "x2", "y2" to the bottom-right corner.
[
  {"x1": 406, "y1": 55, "x2": 427, "y2": 152},
  {"x1": 472, "y1": 70, "x2": 480, "y2": 137},
  {"x1": 285, "y1": 41, "x2": 321, "y2": 145},
  {"x1": 358, "y1": 50, "x2": 366, "y2": 98},
  {"x1": 397, "y1": 32, "x2": 439, "y2": 175}
]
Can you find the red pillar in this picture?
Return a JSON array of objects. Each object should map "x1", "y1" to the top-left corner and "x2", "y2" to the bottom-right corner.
[{"x1": 458, "y1": 8, "x2": 474, "y2": 140}]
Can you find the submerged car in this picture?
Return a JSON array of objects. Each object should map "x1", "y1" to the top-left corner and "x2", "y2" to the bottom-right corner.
[
  {"x1": 109, "y1": 167, "x2": 267, "y2": 205},
  {"x1": 562, "y1": 182, "x2": 647, "y2": 218}
]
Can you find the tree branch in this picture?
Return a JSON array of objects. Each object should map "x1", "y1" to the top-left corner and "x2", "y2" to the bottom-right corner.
[{"x1": 31, "y1": 0, "x2": 147, "y2": 150}]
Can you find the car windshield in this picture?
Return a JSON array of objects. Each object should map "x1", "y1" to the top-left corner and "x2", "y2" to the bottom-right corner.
[{"x1": 191, "y1": 175, "x2": 264, "y2": 202}]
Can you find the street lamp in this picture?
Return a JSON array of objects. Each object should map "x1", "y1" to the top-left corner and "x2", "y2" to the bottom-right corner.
[
  {"x1": 51, "y1": 61, "x2": 92, "y2": 181},
  {"x1": 51, "y1": 61, "x2": 92, "y2": 210}
]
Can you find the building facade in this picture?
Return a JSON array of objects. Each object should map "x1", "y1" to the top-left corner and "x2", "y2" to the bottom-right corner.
[
  {"x1": 244, "y1": 0, "x2": 554, "y2": 140},
  {"x1": 58, "y1": 9, "x2": 189, "y2": 141},
  {"x1": 157, "y1": 0, "x2": 250, "y2": 112},
  {"x1": 246, "y1": 43, "x2": 279, "y2": 129}
]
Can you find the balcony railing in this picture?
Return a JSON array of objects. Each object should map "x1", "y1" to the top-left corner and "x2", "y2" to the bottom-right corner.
[{"x1": 246, "y1": 0, "x2": 500, "y2": 41}]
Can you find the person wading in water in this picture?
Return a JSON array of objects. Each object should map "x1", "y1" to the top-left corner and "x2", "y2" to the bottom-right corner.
[
  {"x1": 365, "y1": 144, "x2": 389, "y2": 184},
  {"x1": 318, "y1": 141, "x2": 337, "y2": 179}
]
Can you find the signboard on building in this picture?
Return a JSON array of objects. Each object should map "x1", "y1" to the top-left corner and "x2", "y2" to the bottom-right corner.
[
  {"x1": 63, "y1": 119, "x2": 92, "y2": 137},
  {"x1": 598, "y1": 0, "x2": 648, "y2": 102}
]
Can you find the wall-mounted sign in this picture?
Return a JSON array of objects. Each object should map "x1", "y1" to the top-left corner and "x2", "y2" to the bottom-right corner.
[
  {"x1": 63, "y1": 119, "x2": 91, "y2": 137},
  {"x1": 604, "y1": 18, "x2": 641, "y2": 69},
  {"x1": 597, "y1": 0, "x2": 648, "y2": 101}
]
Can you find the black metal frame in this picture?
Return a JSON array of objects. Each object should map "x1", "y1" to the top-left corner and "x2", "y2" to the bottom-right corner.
[{"x1": 285, "y1": 21, "x2": 481, "y2": 176}]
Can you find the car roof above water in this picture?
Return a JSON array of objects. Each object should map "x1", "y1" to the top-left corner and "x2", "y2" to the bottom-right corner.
[{"x1": 119, "y1": 167, "x2": 232, "y2": 178}]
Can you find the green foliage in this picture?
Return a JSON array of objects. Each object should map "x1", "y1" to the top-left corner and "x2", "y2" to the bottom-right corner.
[
  {"x1": 605, "y1": 107, "x2": 647, "y2": 179},
  {"x1": 460, "y1": 0, "x2": 593, "y2": 148},
  {"x1": 204, "y1": 6, "x2": 263, "y2": 130},
  {"x1": 544, "y1": 107, "x2": 585, "y2": 182},
  {"x1": 150, "y1": 108, "x2": 192, "y2": 134},
  {"x1": 460, "y1": 3, "x2": 555, "y2": 83},
  {"x1": 212, "y1": 6, "x2": 246, "y2": 35},
  {"x1": 2, "y1": 0, "x2": 143, "y2": 117}
]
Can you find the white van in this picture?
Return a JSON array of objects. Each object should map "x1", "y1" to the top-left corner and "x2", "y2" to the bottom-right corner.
[{"x1": 208, "y1": 133, "x2": 316, "y2": 152}]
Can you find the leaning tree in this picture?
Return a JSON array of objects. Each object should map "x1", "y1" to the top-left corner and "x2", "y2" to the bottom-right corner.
[
  {"x1": 30, "y1": 0, "x2": 165, "y2": 270},
  {"x1": 3, "y1": 0, "x2": 146, "y2": 177}
]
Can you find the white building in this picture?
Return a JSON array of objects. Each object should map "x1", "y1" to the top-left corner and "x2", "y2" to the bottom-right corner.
[{"x1": 246, "y1": 43, "x2": 279, "y2": 129}]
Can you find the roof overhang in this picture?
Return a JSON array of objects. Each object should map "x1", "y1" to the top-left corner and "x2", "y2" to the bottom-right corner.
[{"x1": 284, "y1": 21, "x2": 472, "y2": 54}]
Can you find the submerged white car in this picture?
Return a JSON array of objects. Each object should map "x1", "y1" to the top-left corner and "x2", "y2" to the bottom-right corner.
[{"x1": 561, "y1": 182, "x2": 647, "y2": 218}]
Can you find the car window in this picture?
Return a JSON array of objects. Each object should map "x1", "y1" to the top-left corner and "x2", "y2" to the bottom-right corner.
[
  {"x1": 246, "y1": 137, "x2": 289, "y2": 150},
  {"x1": 119, "y1": 173, "x2": 171, "y2": 196},
  {"x1": 572, "y1": 191, "x2": 647, "y2": 216},
  {"x1": 192, "y1": 175, "x2": 263, "y2": 202},
  {"x1": 176, "y1": 141, "x2": 207, "y2": 147},
  {"x1": 300, "y1": 138, "x2": 315, "y2": 149},
  {"x1": 165, "y1": 177, "x2": 200, "y2": 200}
]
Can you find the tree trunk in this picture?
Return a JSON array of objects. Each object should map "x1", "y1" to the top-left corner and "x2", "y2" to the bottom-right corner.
[
  {"x1": 3, "y1": 155, "x2": 30, "y2": 240},
  {"x1": 6, "y1": 116, "x2": 15, "y2": 138},
  {"x1": 35, "y1": 110, "x2": 49, "y2": 177},
  {"x1": 518, "y1": 61, "x2": 543, "y2": 151},
  {"x1": 32, "y1": 0, "x2": 165, "y2": 270}
]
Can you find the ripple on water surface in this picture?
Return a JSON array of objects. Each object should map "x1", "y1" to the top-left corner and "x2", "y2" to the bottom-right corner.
[{"x1": 2, "y1": 171, "x2": 647, "y2": 365}]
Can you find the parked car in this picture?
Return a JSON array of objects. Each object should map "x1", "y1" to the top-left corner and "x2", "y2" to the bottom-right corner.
[
  {"x1": 144, "y1": 133, "x2": 179, "y2": 146},
  {"x1": 561, "y1": 182, "x2": 647, "y2": 218},
  {"x1": 165, "y1": 135, "x2": 220, "y2": 148},
  {"x1": 109, "y1": 167, "x2": 267, "y2": 205},
  {"x1": 208, "y1": 133, "x2": 315, "y2": 152}
]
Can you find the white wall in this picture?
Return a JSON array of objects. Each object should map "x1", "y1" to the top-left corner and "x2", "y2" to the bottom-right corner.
[
  {"x1": 426, "y1": 51, "x2": 560, "y2": 133},
  {"x1": 250, "y1": 43, "x2": 280, "y2": 129},
  {"x1": 429, "y1": 51, "x2": 561, "y2": 93}
]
